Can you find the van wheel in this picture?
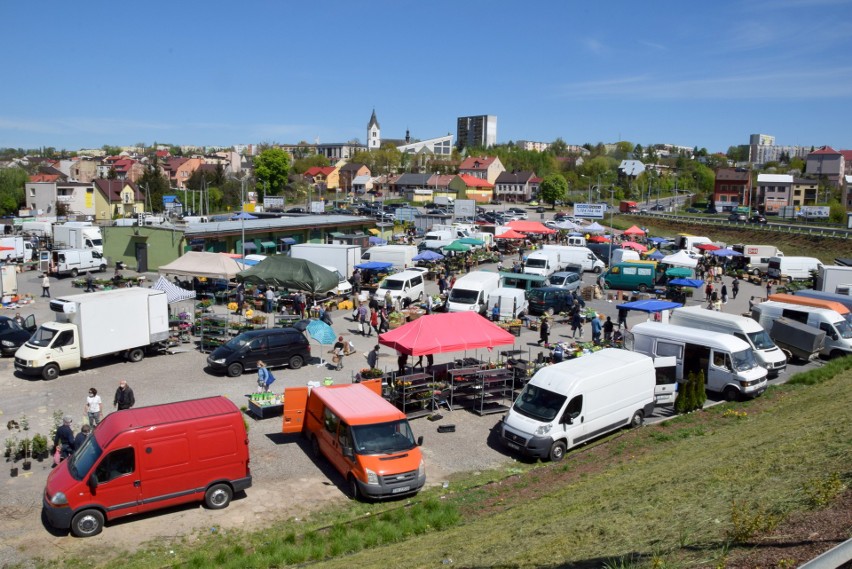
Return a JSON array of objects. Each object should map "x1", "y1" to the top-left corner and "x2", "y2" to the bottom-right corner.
[
  {"x1": 99, "y1": 264, "x2": 107, "y2": 273},
  {"x1": 71, "y1": 509, "x2": 104, "y2": 537},
  {"x1": 751, "y1": 268, "x2": 761, "y2": 276},
  {"x1": 70, "y1": 268, "x2": 79, "y2": 278},
  {"x1": 723, "y1": 387, "x2": 740, "y2": 402},
  {"x1": 637, "y1": 284, "x2": 647, "y2": 293},
  {"x1": 127, "y1": 348, "x2": 145, "y2": 363},
  {"x1": 548, "y1": 440, "x2": 567, "y2": 462},
  {"x1": 204, "y1": 483, "x2": 233, "y2": 509},
  {"x1": 630, "y1": 411, "x2": 644, "y2": 428},
  {"x1": 289, "y1": 355, "x2": 304, "y2": 370},
  {"x1": 348, "y1": 475, "x2": 362, "y2": 500},
  {"x1": 226, "y1": 362, "x2": 243, "y2": 377},
  {"x1": 42, "y1": 363, "x2": 59, "y2": 381},
  {"x1": 309, "y1": 434, "x2": 321, "y2": 459},
  {"x1": 593, "y1": 266, "x2": 602, "y2": 274}
]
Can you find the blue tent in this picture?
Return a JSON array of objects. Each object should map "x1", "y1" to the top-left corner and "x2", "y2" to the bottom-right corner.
[
  {"x1": 668, "y1": 278, "x2": 704, "y2": 288},
  {"x1": 647, "y1": 250, "x2": 665, "y2": 260},
  {"x1": 413, "y1": 250, "x2": 444, "y2": 261},
  {"x1": 369, "y1": 236, "x2": 387, "y2": 245},
  {"x1": 647, "y1": 237, "x2": 671, "y2": 244},
  {"x1": 231, "y1": 211, "x2": 258, "y2": 220},
  {"x1": 355, "y1": 261, "x2": 393, "y2": 271},
  {"x1": 616, "y1": 299, "x2": 683, "y2": 313}
]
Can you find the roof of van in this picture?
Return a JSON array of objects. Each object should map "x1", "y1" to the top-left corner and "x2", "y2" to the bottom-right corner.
[
  {"x1": 631, "y1": 322, "x2": 752, "y2": 351},
  {"x1": 453, "y1": 270, "x2": 500, "y2": 284},
  {"x1": 384, "y1": 269, "x2": 426, "y2": 279},
  {"x1": 757, "y1": 300, "x2": 843, "y2": 320},
  {"x1": 95, "y1": 396, "x2": 239, "y2": 444},
  {"x1": 314, "y1": 384, "x2": 405, "y2": 425},
  {"x1": 671, "y1": 305, "x2": 764, "y2": 330},
  {"x1": 529, "y1": 349, "x2": 651, "y2": 395},
  {"x1": 768, "y1": 293, "x2": 849, "y2": 315}
]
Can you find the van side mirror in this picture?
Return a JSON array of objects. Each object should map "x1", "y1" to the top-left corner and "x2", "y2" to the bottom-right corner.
[
  {"x1": 417, "y1": 436, "x2": 424, "y2": 446},
  {"x1": 342, "y1": 447, "x2": 354, "y2": 460},
  {"x1": 87, "y1": 473, "x2": 99, "y2": 491}
]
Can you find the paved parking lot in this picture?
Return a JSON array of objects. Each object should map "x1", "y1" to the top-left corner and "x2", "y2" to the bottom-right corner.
[{"x1": 0, "y1": 217, "x2": 818, "y2": 565}]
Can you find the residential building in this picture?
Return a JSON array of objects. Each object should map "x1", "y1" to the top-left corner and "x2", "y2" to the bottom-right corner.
[
  {"x1": 806, "y1": 146, "x2": 845, "y2": 187},
  {"x1": 515, "y1": 141, "x2": 550, "y2": 152},
  {"x1": 494, "y1": 171, "x2": 539, "y2": 202},
  {"x1": 391, "y1": 173, "x2": 431, "y2": 195},
  {"x1": 458, "y1": 156, "x2": 505, "y2": 184},
  {"x1": 456, "y1": 115, "x2": 497, "y2": 150},
  {"x1": 713, "y1": 168, "x2": 752, "y2": 209},
  {"x1": 451, "y1": 174, "x2": 493, "y2": 203},
  {"x1": 338, "y1": 163, "x2": 370, "y2": 194},
  {"x1": 303, "y1": 166, "x2": 339, "y2": 190},
  {"x1": 24, "y1": 181, "x2": 95, "y2": 218},
  {"x1": 790, "y1": 178, "x2": 819, "y2": 207},
  {"x1": 755, "y1": 174, "x2": 793, "y2": 214},
  {"x1": 160, "y1": 157, "x2": 204, "y2": 189},
  {"x1": 93, "y1": 179, "x2": 145, "y2": 220}
]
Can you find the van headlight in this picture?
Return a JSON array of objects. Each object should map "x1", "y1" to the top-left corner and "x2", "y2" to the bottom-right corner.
[
  {"x1": 50, "y1": 492, "x2": 68, "y2": 506},
  {"x1": 417, "y1": 459, "x2": 426, "y2": 478},
  {"x1": 211, "y1": 358, "x2": 226, "y2": 365},
  {"x1": 740, "y1": 379, "x2": 760, "y2": 387},
  {"x1": 535, "y1": 423, "x2": 552, "y2": 436},
  {"x1": 1, "y1": 340, "x2": 15, "y2": 347},
  {"x1": 365, "y1": 468, "x2": 379, "y2": 485}
]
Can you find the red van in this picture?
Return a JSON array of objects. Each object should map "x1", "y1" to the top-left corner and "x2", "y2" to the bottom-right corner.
[
  {"x1": 43, "y1": 396, "x2": 252, "y2": 537},
  {"x1": 283, "y1": 380, "x2": 426, "y2": 500}
]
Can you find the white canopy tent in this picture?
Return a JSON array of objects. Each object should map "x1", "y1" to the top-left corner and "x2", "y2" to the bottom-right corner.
[
  {"x1": 157, "y1": 252, "x2": 243, "y2": 280},
  {"x1": 660, "y1": 250, "x2": 699, "y2": 268}
]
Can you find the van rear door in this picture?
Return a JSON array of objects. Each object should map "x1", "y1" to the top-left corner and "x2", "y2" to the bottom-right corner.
[{"x1": 282, "y1": 387, "x2": 309, "y2": 434}]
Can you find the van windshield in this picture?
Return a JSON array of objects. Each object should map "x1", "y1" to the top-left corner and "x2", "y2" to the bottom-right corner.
[
  {"x1": 352, "y1": 420, "x2": 416, "y2": 454},
  {"x1": 448, "y1": 288, "x2": 478, "y2": 304},
  {"x1": 224, "y1": 335, "x2": 252, "y2": 350},
  {"x1": 833, "y1": 319, "x2": 852, "y2": 339},
  {"x1": 731, "y1": 349, "x2": 759, "y2": 372},
  {"x1": 379, "y1": 278, "x2": 404, "y2": 291},
  {"x1": 28, "y1": 326, "x2": 59, "y2": 348},
  {"x1": 68, "y1": 435, "x2": 102, "y2": 481},
  {"x1": 513, "y1": 384, "x2": 567, "y2": 422},
  {"x1": 747, "y1": 329, "x2": 776, "y2": 350}
]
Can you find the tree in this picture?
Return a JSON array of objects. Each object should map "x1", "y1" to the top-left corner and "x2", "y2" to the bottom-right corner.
[
  {"x1": 538, "y1": 174, "x2": 568, "y2": 207},
  {"x1": 692, "y1": 370, "x2": 707, "y2": 410},
  {"x1": 0, "y1": 167, "x2": 27, "y2": 215},
  {"x1": 828, "y1": 199, "x2": 845, "y2": 224},
  {"x1": 549, "y1": 138, "x2": 569, "y2": 156},
  {"x1": 254, "y1": 147, "x2": 291, "y2": 196},
  {"x1": 138, "y1": 164, "x2": 170, "y2": 213}
]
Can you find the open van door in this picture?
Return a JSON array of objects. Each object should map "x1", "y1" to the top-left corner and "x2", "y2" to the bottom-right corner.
[
  {"x1": 282, "y1": 387, "x2": 309, "y2": 434},
  {"x1": 23, "y1": 314, "x2": 36, "y2": 333}
]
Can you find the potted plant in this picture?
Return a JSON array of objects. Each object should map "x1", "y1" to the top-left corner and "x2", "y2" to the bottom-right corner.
[
  {"x1": 18, "y1": 438, "x2": 31, "y2": 469},
  {"x1": 4, "y1": 437, "x2": 14, "y2": 460},
  {"x1": 31, "y1": 434, "x2": 48, "y2": 461}
]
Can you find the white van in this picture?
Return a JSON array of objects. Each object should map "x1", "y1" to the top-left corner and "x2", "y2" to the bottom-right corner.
[
  {"x1": 669, "y1": 306, "x2": 787, "y2": 377},
  {"x1": 487, "y1": 287, "x2": 528, "y2": 320},
  {"x1": 626, "y1": 322, "x2": 768, "y2": 402},
  {"x1": 766, "y1": 256, "x2": 822, "y2": 282},
  {"x1": 500, "y1": 349, "x2": 661, "y2": 461},
  {"x1": 523, "y1": 250, "x2": 563, "y2": 278},
  {"x1": 51, "y1": 248, "x2": 107, "y2": 277},
  {"x1": 675, "y1": 235, "x2": 715, "y2": 254},
  {"x1": 751, "y1": 300, "x2": 852, "y2": 358},
  {"x1": 611, "y1": 248, "x2": 640, "y2": 265},
  {"x1": 375, "y1": 270, "x2": 425, "y2": 305},
  {"x1": 321, "y1": 265, "x2": 353, "y2": 297},
  {"x1": 360, "y1": 245, "x2": 417, "y2": 270},
  {"x1": 541, "y1": 245, "x2": 606, "y2": 273},
  {"x1": 447, "y1": 271, "x2": 500, "y2": 314}
]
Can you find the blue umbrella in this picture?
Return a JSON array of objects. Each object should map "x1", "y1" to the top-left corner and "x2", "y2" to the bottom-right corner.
[
  {"x1": 306, "y1": 319, "x2": 336, "y2": 367},
  {"x1": 669, "y1": 278, "x2": 705, "y2": 288},
  {"x1": 413, "y1": 250, "x2": 445, "y2": 261},
  {"x1": 647, "y1": 250, "x2": 665, "y2": 260},
  {"x1": 369, "y1": 236, "x2": 387, "y2": 245},
  {"x1": 231, "y1": 211, "x2": 258, "y2": 220}
]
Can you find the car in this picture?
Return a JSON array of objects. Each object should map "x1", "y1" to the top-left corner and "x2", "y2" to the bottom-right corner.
[
  {"x1": 535, "y1": 206, "x2": 545, "y2": 213},
  {"x1": 749, "y1": 214, "x2": 767, "y2": 224},
  {"x1": 475, "y1": 206, "x2": 486, "y2": 214},
  {"x1": 0, "y1": 315, "x2": 37, "y2": 356},
  {"x1": 490, "y1": 200, "x2": 502, "y2": 205},
  {"x1": 528, "y1": 201, "x2": 540, "y2": 206},
  {"x1": 207, "y1": 327, "x2": 311, "y2": 377},
  {"x1": 728, "y1": 213, "x2": 747, "y2": 222},
  {"x1": 375, "y1": 212, "x2": 395, "y2": 221},
  {"x1": 547, "y1": 271, "x2": 582, "y2": 292},
  {"x1": 286, "y1": 207, "x2": 306, "y2": 214},
  {"x1": 639, "y1": 208, "x2": 649, "y2": 214},
  {"x1": 650, "y1": 204, "x2": 665, "y2": 211},
  {"x1": 685, "y1": 207, "x2": 701, "y2": 213}
]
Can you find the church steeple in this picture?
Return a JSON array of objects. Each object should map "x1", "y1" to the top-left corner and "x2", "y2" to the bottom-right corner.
[{"x1": 367, "y1": 109, "x2": 381, "y2": 151}]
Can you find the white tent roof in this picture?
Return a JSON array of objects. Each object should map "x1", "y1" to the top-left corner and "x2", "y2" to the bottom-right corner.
[
  {"x1": 151, "y1": 275, "x2": 197, "y2": 303},
  {"x1": 158, "y1": 252, "x2": 243, "y2": 280},
  {"x1": 661, "y1": 250, "x2": 698, "y2": 268}
]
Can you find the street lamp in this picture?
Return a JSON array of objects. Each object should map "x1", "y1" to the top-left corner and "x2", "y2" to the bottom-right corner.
[
  {"x1": 240, "y1": 177, "x2": 246, "y2": 260},
  {"x1": 605, "y1": 187, "x2": 616, "y2": 266}
]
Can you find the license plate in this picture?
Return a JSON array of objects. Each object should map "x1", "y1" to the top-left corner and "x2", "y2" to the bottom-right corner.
[
  {"x1": 391, "y1": 486, "x2": 410, "y2": 494},
  {"x1": 507, "y1": 442, "x2": 520, "y2": 450}
]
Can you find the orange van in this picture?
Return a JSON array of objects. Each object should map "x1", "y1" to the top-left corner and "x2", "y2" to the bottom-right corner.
[
  {"x1": 768, "y1": 293, "x2": 852, "y2": 323},
  {"x1": 43, "y1": 397, "x2": 252, "y2": 537},
  {"x1": 283, "y1": 381, "x2": 425, "y2": 500}
]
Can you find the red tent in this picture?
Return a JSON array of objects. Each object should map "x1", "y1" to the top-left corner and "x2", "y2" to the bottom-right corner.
[
  {"x1": 587, "y1": 235, "x2": 611, "y2": 243},
  {"x1": 695, "y1": 243, "x2": 720, "y2": 251},
  {"x1": 621, "y1": 241, "x2": 647, "y2": 252},
  {"x1": 507, "y1": 220, "x2": 556, "y2": 234},
  {"x1": 494, "y1": 229, "x2": 527, "y2": 239},
  {"x1": 378, "y1": 312, "x2": 516, "y2": 356},
  {"x1": 622, "y1": 225, "x2": 645, "y2": 236}
]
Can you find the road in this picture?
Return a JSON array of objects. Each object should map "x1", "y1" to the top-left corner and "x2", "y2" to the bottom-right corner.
[{"x1": 0, "y1": 207, "x2": 823, "y2": 567}]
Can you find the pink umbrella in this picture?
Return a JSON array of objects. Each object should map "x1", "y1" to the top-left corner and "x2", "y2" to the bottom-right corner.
[{"x1": 621, "y1": 241, "x2": 647, "y2": 252}]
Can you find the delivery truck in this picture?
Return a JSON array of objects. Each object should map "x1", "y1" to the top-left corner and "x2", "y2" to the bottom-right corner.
[
  {"x1": 14, "y1": 288, "x2": 169, "y2": 379},
  {"x1": 0, "y1": 236, "x2": 34, "y2": 263},
  {"x1": 50, "y1": 248, "x2": 107, "y2": 277},
  {"x1": 360, "y1": 244, "x2": 417, "y2": 270},
  {"x1": 53, "y1": 222, "x2": 104, "y2": 254},
  {"x1": 619, "y1": 200, "x2": 639, "y2": 213},
  {"x1": 816, "y1": 265, "x2": 852, "y2": 294},
  {"x1": 541, "y1": 245, "x2": 606, "y2": 273},
  {"x1": 289, "y1": 243, "x2": 361, "y2": 278},
  {"x1": 282, "y1": 381, "x2": 426, "y2": 500},
  {"x1": 42, "y1": 396, "x2": 252, "y2": 537}
]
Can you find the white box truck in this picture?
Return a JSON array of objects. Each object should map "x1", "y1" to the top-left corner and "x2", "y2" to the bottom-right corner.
[
  {"x1": 542, "y1": 245, "x2": 606, "y2": 273},
  {"x1": 751, "y1": 300, "x2": 852, "y2": 359},
  {"x1": 731, "y1": 244, "x2": 783, "y2": 276},
  {"x1": 523, "y1": 250, "x2": 563, "y2": 278},
  {"x1": 0, "y1": 236, "x2": 34, "y2": 263},
  {"x1": 668, "y1": 306, "x2": 787, "y2": 377},
  {"x1": 289, "y1": 243, "x2": 361, "y2": 278},
  {"x1": 816, "y1": 265, "x2": 852, "y2": 293},
  {"x1": 499, "y1": 349, "x2": 662, "y2": 461},
  {"x1": 766, "y1": 256, "x2": 822, "y2": 282},
  {"x1": 53, "y1": 222, "x2": 104, "y2": 253},
  {"x1": 360, "y1": 245, "x2": 417, "y2": 270},
  {"x1": 14, "y1": 288, "x2": 169, "y2": 380}
]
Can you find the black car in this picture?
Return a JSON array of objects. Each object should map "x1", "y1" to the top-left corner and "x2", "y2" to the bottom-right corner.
[
  {"x1": 650, "y1": 204, "x2": 665, "y2": 211},
  {"x1": 749, "y1": 214, "x2": 767, "y2": 224},
  {"x1": 286, "y1": 207, "x2": 306, "y2": 214},
  {"x1": 685, "y1": 207, "x2": 701, "y2": 214},
  {"x1": 0, "y1": 315, "x2": 37, "y2": 356},
  {"x1": 206, "y1": 328, "x2": 311, "y2": 377},
  {"x1": 728, "y1": 213, "x2": 747, "y2": 222},
  {"x1": 535, "y1": 206, "x2": 545, "y2": 213}
]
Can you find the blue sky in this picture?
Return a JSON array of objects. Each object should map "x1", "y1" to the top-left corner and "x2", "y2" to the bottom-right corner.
[{"x1": 2, "y1": 0, "x2": 850, "y2": 153}]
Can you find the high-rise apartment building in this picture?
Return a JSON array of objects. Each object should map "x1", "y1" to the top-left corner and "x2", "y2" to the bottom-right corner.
[{"x1": 456, "y1": 115, "x2": 497, "y2": 150}]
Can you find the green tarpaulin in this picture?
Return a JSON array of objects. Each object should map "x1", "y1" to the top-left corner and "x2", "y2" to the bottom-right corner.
[{"x1": 237, "y1": 255, "x2": 339, "y2": 294}]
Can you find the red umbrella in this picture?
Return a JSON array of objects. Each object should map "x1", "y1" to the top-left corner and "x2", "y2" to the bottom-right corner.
[
  {"x1": 695, "y1": 243, "x2": 720, "y2": 251},
  {"x1": 495, "y1": 229, "x2": 527, "y2": 239},
  {"x1": 378, "y1": 312, "x2": 516, "y2": 356},
  {"x1": 587, "y1": 235, "x2": 611, "y2": 243}
]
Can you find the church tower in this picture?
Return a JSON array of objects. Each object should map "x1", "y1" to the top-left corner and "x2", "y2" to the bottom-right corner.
[{"x1": 367, "y1": 109, "x2": 381, "y2": 151}]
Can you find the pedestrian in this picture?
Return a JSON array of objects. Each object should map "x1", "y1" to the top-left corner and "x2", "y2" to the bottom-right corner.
[
  {"x1": 732, "y1": 277, "x2": 739, "y2": 300},
  {"x1": 357, "y1": 301, "x2": 369, "y2": 336},
  {"x1": 491, "y1": 303, "x2": 500, "y2": 322},
  {"x1": 256, "y1": 361, "x2": 275, "y2": 393},
  {"x1": 366, "y1": 344, "x2": 380, "y2": 369},
  {"x1": 351, "y1": 269, "x2": 362, "y2": 294},
  {"x1": 41, "y1": 273, "x2": 51, "y2": 298},
  {"x1": 538, "y1": 316, "x2": 551, "y2": 345},
  {"x1": 369, "y1": 306, "x2": 379, "y2": 337},
  {"x1": 591, "y1": 313, "x2": 602, "y2": 344},
  {"x1": 74, "y1": 424, "x2": 91, "y2": 450},
  {"x1": 319, "y1": 304, "x2": 333, "y2": 326},
  {"x1": 397, "y1": 352, "x2": 409, "y2": 376},
  {"x1": 766, "y1": 281, "x2": 772, "y2": 300},
  {"x1": 13, "y1": 312, "x2": 24, "y2": 326},
  {"x1": 603, "y1": 316, "x2": 614, "y2": 343},
  {"x1": 113, "y1": 380, "x2": 135, "y2": 410},
  {"x1": 85, "y1": 272, "x2": 95, "y2": 292},
  {"x1": 704, "y1": 281, "x2": 713, "y2": 302},
  {"x1": 708, "y1": 290, "x2": 718, "y2": 310},
  {"x1": 748, "y1": 296, "x2": 756, "y2": 312},
  {"x1": 265, "y1": 287, "x2": 276, "y2": 313},
  {"x1": 437, "y1": 275, "x2": 448, "y2": 295},
  {"x1": 379, "y1": 306, "x2": 389, "y2": 333},
  {"x1": 332, "y1": 336, "x2": 346, "y2": 370},
  {"x1": 425, "y1": 293, "x2": 433, "y2": 314},
  {"x1": 571, "y1": 310, "x2": 583, "y2": 338},
  {"x1": 721, "y1": 284, "x2": 728, "y2": 304},
  {"x1": 616, "y1": 308, "x2": 627, "y2": 331},
  {"x1": 85, "y1": 387, "x2": 102, "y2": 427},
  {"x1": 235, "y1": 287, "x2": 244, "y2": 315},
  {"x1": 53, "y1": 415, "x2": 76, "y2": 461},
  {"x1": 384, "y1": 290, "x2": 394, "y2": 312}
]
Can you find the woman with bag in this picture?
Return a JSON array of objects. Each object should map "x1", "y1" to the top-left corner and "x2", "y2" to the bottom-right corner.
[{"x1": 256, "y1": 361, "x2": 276, "y2": 393}]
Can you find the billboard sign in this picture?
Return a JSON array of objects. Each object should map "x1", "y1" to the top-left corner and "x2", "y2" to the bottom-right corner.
[
  {"x1": 799, "y1": 206, "x2": 829, "y2": 218},
  {"x1": 310, "y1": 201, "x2": 325, "y2": 214},
  {"x1": 454, "y1": 199, "x2": 476, "y2": 219},
  {"x1": 263, "y1": 196, "x2": 284, "y2": 211},
  {"x1": 573, "y1": 203, "x2": 606, "y2": 219}
]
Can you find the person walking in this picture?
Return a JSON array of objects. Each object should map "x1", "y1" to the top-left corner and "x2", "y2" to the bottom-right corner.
[
  {"x1": 357, "y1": 301, "x2": 369, "y2": 336},
  {"x1": 384, "y1": 290, "x2": 394, "y2": 312},
  {"x1": 591, "y1": 313, "x2": 602, "y2": 344},
  {"x1": 351, "y1": 269, "x2": 362, "y2": 294},
  {"x1": 571, "y1": 309, "x2": 583, "y2": 338},
  {"x1": 41, "y1": 273, "x2": 51, "y2": 298},
  {"x1": 537, "y1": 316, "x2": 551, "y2": 346},
  {"x1": 74, "y1": 424, "x2": 91, "y2": 450},
  {"x1": 53, "y1": 415, "x2": 76, "y2": 461},
  {"x1": 113, "y1": 380, "x2": 135, "y2": 411},
  {"x1": 721, "y1": 284, "x2": 728, "y2": 304},
  {"x1": 366, "y1": 345, "x2": 380, "y2": 369},
  {"x1": 85, "y1": 387, "x2": 102, "y2": 428},
  {"x1": 603, "y1": 316, "x2": 614, "y2": 343},
  {"x1": 369, "y1": 306, "x2": 379, "y2": 337},
  {"x1": 732, "y1": 277, "x2": 739, "y2": 300},
  {"x1": 332, "y1": 336, "x2": 346, "y2": 371},
  {"x1": 766, "y1": 281, "x2": 772, "y2": 300},
  {"x1": 84, "y1": 273, "x2": 95, "y2": 292},
  {"x1": 265, "y1": 287, "x2": 276, "y2": 313},
  {"x1": 256, "y1": 361, "x2": 275, "y2": 393},
  {"x1": 437, "y1": 275, "x2": 448, "y2": 295},
  {"x1": 617, "y1": 307, "x2": 628, "y2": 330},
  {"x1": 704, "y1": 281, "x2": 713, "y2": 302}
]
